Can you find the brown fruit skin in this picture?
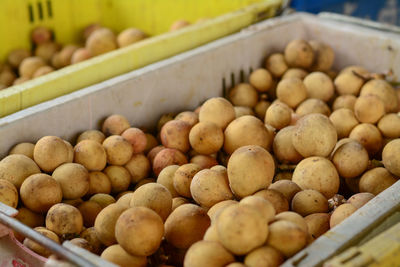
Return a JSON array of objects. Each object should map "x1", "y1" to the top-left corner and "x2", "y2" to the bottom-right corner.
[
  {"x1": 45, "y1": 203, "x2": 83, "y2": 236},
  {"x1": 224, "y1": 115, "x2": 273, "y2": 154},
  {"x1": 117, "y1": 28, "x2": 147, "y2": 47},
  {"x1": 0, "y1": 154, "x2": 40, "y2": 189},
  {"x1": 249, "y1": 68, "x2": 273, "y2": 92},
  {"x1": 273, "y1": 126, "x2": 303, "y2": 164},
  {"x1": 74, "y1": 140, "x2": 107, "y2": 171},
  {"x1": 31, "y1": 26, "x2": 52, "y2": 45},
  {"x1": 7, "y1": 49, "x2": 31, "y2": 69},
  {"x1": 284, "y1": 39, "x2": 314, "y2": 68},
  {"x1": 170, "y1": 20, "x2": 190, "y2": 31},
  {"x1": 229, "y1": 83, "x2": 259, "y2": 108},
  {"x1": 164, "y1": 204, "x2": 210, "y2": 249},
  {"x1": 102, "y1": 114, "x2": 130, "y2": 136},
  {"x1": 35, "y1": 42, "x2": 60, "y2": 63},
  {"x1": 86, "y1": 28, "x2": 117, "y2": 56},
  {"x1": 253, "y1": 189, "x2": 289, "y2": 214},
  {"x1": 244, "y1": 246, "x2": 284, "y2": 267},
  {"x1": 282, "y1": 68, "x2": 309, "y2": 80},
  {"x1": 34, "y1": 136, "x2": 71, "y2": 172},
  {"x1": 347, "y1": 192, "x2": 374, "y2": 209},
  {"x1": 52, "y1": 163, "x2": 90, "y2": 199},
  {"x1": 359, "y1": 167, "x2": 397, "y2": 195},
  {"x1": 23, "y1": 227, "x2": 60, "y2": 257},
  {"x1": 334, "y1": 72, "x2": 364, "y2": 96},
  {"x1": 265, "y1": 53, "x2": 288, "y2": 78},
  {"x1": 0, "y1": 69, "x2": 17, "y2": 86},
  {"x1": 101, "y1": 244, "x2": 147, "y2": 267},
  {"x1": 78, "y1": 201, "x2": 103, "y2": 227},
  {"x1": 292, "y1": 114, "x2": 337, "y2": 158},
  {"x1": 267, "y1": 220, "x2": 307, "y2": 258},
  {"x1": 183, "y1": 241, "x2": 235, "y2": 267},
  {"x1": 0, "y1": 179, "x2": 18, "y2": 208},
  {"x1": 189, "y1": 121, "x2": 224, "y2": 155},
  {"x1": 331, "y1": 141, "x2": 369, "y2": 179},
  {"x1": 303, "y1": 72, "x2": 334, "y2": 102},
  {"x1": 199, "y1": 97, "x2": 236, "y2": 130},
  {"x1": 291, "y1": 189, "x2": 329, "y2": 216},
  {"x1": 304, "y1": 213, "x2": 330, "y2": 239},
  {"x1": 332, "y1": 94, "x2": 357, "y2": 111},
  {"x1": 354, "y1": 95, "x2": 385, "y2": 124},
  {"x1": 94, "y1": 203, "x2": 126, "y2": 246},
  {"x1": 378, "y1": 114, "x2": 400, "y2": 138},
  {"x1": 265, "y1": 101, "x2": 292, "y2": 130},
  {"x1": 349, "y1": 123, "x2": 382, "y2": 157},
  {"x1": 360, "y1": 79, "x2": 398, "y2": 113},
  {"x1": 292, "y1": 157, "x2": 340, "y2": 199},
  {"x1": 330, "y1": 203, "x2": 357, "y2": 228},
  {"x1": 153, "y1": 148, "x2": 188, "y2": 176},
  {"x1": 173, "y1": 163, "x2": 201, "y2": 198},
  {"x1": 382, "y1": 139, "x2": 400, "y2": 177},
  {"x1": 160, "y1": 120, "x2": 192, "y2": 153},
  {"x1": 295, "y1": 98, "x2": 331, "y2": 117},
  {"x1": 102, "y1": 135, "x2": 133, "y2": 165},
  {"x1": 309, "y1": 40, "x2": 335, "y2": 72},
  {"x1": 190, "y1": 154, "x2": 218, "y2": 169},
  {"x1": 124, "y1": 153, "x2": 150, "y2": 183},
  {"x1": 228, "y1": 145, "x2": 275, "y2": 199},
  {"x1": 329, "y1": 108, "x2": 359, "y2": 139},
  {"x1": 80, "y1": 227, "x2": 103, "y2": 254},
  {"x1": 20, "y1": 174, "x2": 63, "y2": 213},
  {"x1": 276, "y1": 78, "x2": 307, "y2": 108},
  {"x1": 71, "y1": 48, "x2": 92, "y2": 64},
  {"x1": 269, "y1": 180, "x2": 301, "y2": 203},
  {"x1": 115, "y1": 207, "x2": 164, "y2": 256},
  {"x1": 121, "y1": 127, "x2": 147, "y2": 153}
]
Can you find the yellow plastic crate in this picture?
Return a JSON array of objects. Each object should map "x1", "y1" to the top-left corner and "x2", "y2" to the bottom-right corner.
[{"x1": 0, "y1": 0, "x2": 282, "y2": 117}]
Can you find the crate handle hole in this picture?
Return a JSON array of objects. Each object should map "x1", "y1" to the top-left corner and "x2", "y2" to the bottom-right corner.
[
  {"x1": 28, "y1": 4, "x2": 34, "y2": 23},
  {"x1": 37, "y1": 1, "x2": 44, "y2": 20},
  {"x1": 47, "y1": 0, "x2": 53, "y2": 18}
]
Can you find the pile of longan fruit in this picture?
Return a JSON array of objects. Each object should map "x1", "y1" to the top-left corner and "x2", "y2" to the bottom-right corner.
[
  {"x1": 0, "y1": 38, "x2": 400, "y2": 267},
  {"x1": 0, "y1": 19, "x2": 193, "y2": 90}
]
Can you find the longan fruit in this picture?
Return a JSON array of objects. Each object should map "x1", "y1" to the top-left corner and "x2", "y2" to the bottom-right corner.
[
  {"x1": 157, "y1": 165, "x2": 179, "y2": 197},
  {"x1": 354, "y1": 94, "x2": 385, "y2": 123},
  {"x1": 240, "y1": 196, "x2": 276, "y2": 223},
  {"x1": 292, "y1": 157, "x2": 339, "y2": 199},
  {"x1": 332, "y1": 94, "x2": 357, "y2": 111},
  {"x1": 284, "y1": 39, "x2": 314, "y2": 68},
  {"x1": 20, "y1": 174, "x2": 63, "y2": 213},
  {"x1": 282, "y1": 68, "x2": 308, "y2": 80},
  {"x1": 329, "y1": 203, "x2": 357, "y2": 228},
  {"x1": 309, "y1": 40, "x2": 335, "y2": 71},
  {"x1": 89, "y1": 193, "x2": 116, "y2": 208},
  {"x1": 23, "y1": 227, "x2": 60, "y2": 257},
  {"x1": 54, "y1": 44, "x2": 79, "y2": 68},
  {"x1": 228, "y1": 145, "x2": 275, "y2": 198},
  {"x1": 0, "y1": 154, "x2": 40, "y2": 189},
  {"x1": 269, "y1": 180, "x2": 301, "y2": 203},
  {"x1": 130, "y1": 183, "x2": 172, "y2": 221},
  {"x1": 86, "y1": 28, "x2": 117, "y2": 56},
  {"x1": 303, "y1": 72, "x2": 334, "y2": 102},
  {"x1": 253, "y1": 189, "x2": 289, "y2": 214},
  {"x1": 0, "y1": 69, "x2": 16, "y2": 86},
  {"x1": 244, "y1": 246, "x2": 284, "y2": 267},
  {"x1": 80, "y1": 227, "x2": 103, "y2": 254},
  {"x1": 291, "y1": 189, "x2": 329, "y2": 216},
  {"x1": 144, "y1": 133, "x2": 158, "y2": 154},
  {"x1": 234, "y1": 106, "x2": 254, "y2": 118},
  {"x1": 360, "y1": 79, "x2": 398, "y2": 112},
  {"x1": 199, "y1": 97, "x2": 235, "y2": 129},
  {"x1": 191, "y1": 169, "x2": 233, "y2": 208},
  {"x1": 207, "y1": 199, "x2": 238, "y2": 222},
  {"x1": 296, "y1": 98, "x2": 331, "y2": 116},
  {"x1": 160, "y1": 120, "x2": 191, "y2": 153},
  {"x1": 172, "y1": 197, "x2": 190, "y2": 211},
  {"x1": 94, "y1": 203, "x2": 126, "y2": 246},
  {"x1": 347, "y1": 192, "x2": 374, "y2": 209},
  {"x1": 378, "y1": 114, "x2": 400, "y2": 138},
  {"x1": 272, "y1": 126, "x2": 303, "y2": 164},
  {"x1": 276, "y1": 77, "x2": 307, "y2": 108},
  {"x1": 292, "y1": 113, "x2": 337, "y2": 157},
  {"x1": 101, "y1": 245, "x2": 147, "y2": 267},
  {"x1": 32, "y1": 66, "x2": 54, "y2": 78},
  {"x1": 334, "y1": 71, "x2": 364, "y2": 95},
  {"x1": 170, "y1": 20, "x2": 190, "y2": 31},
  {"x1": 254, "y1": 100, "x2": 271, "y2": 120},
  {"x1": 189, "y1": 121, "x2": 223, "y2": 155},
  {"x1": 175, "y1": 111, "x2": 199, "y2": 127},
  {"x1": 87, "y1": 171, "x2": 111, "y2": 195},
  {"x1": 349, "y1": 123, "x2": 382, "y2": 156},
  {"x1": 77, "y1": 130, "x2": 105, "y2": 144},
  {"x1": 115, "y1": 207, "x2": 164, "y2": 256},
  {"x1": 7, "y1": 49, "x2": 31, "y2": 68},
  {"x1": 216, "y1": 204, "x2": 268, "y2": 255},
  {"x1": 34, "y1": 136, "x2": 70, "y2": 172},
  {"x1": 153, "y1": 148, "x2": 188, "y2": 176},
  {"x1": 184, "y1": 241, "x2": 235, "y2": 267},
  {"x1": 331, "y1": 140, "x2": 369, "y2": 178},
  {"x1": 265, "y1": 53, "x2": 288, "y2": 78},
  {"x1": 275, "y1": 211, "x2": 309, "y2": 234},
  {"x1": 46, "y1": 203, "x2": 83, "y2": 237},
  {"x1": 74, "y1": 140, "x2": 107, "y2": 171},
  {"x1": 117, "y1": 28, "x2": 146, "y2": 47},
  {"x1": 124, "y1": 153, "x2": 151, "y2": 183},
  {"x1": 329, "y1": 108, "x2": 359, "y2": 138},
  {"x1": 267, "y1": 220, "x2": 307, "y2": 258},
  {"x1": 52, "y1": 163, "x2": 89, "y2": 199},
  {"x1": 359, "y1": 167, "x2": 397, "y2": 195},
  {"x1": 102, "y1": 135, "x2": 133, "y2": 165},
  {"x1": 103, "y1": 165, "x2": 131, "y2": 194},
  {"x1": 173, "y1": 163, "x2": 201, "y2": 198},
  {"x1": 340, "y1": 65, "x2": 369, "y2": 76},
  {"x1": 35, "y1": 42, "x2": 60, "y2": 63},
  {"x1": 304, "y1": 213, "x2": 330, "y2": 239},
  {"x1": 71, "y1": 48, "x2": 91, "y2": 64},
  {"x1": 31, "y1": 26, "x2": 52, "y2": 45},
  {"x1": 224, "y1": 115, "x2": 273, "y2": 154},
  {"x1": 12, "y1": 76, "x2": 30, "y2": 85},
  {"x1": 78, "y1": 201, "x2": 103, "y2": 227},
  {"x1": 382, "y1": 139, "x2": 400, "y2": 176},
  {"x1": 164, "y1": 204, "x2": 210, "y2": 249},
  {"x1": 229, "y1": 83, "x2": 259, "y2": 108},
  {"x1": 265, "y1": 101, "x2": 292, "y2": 130},
  {"x1": 102, "y1": 114, "x2": 130, "y2": 136},
  {"x1": 249, "y1": 68, "x2": 273, "y2": 92},
  {"x1": 0, "y1": 179, "x2": 18, "y2": 208}
]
